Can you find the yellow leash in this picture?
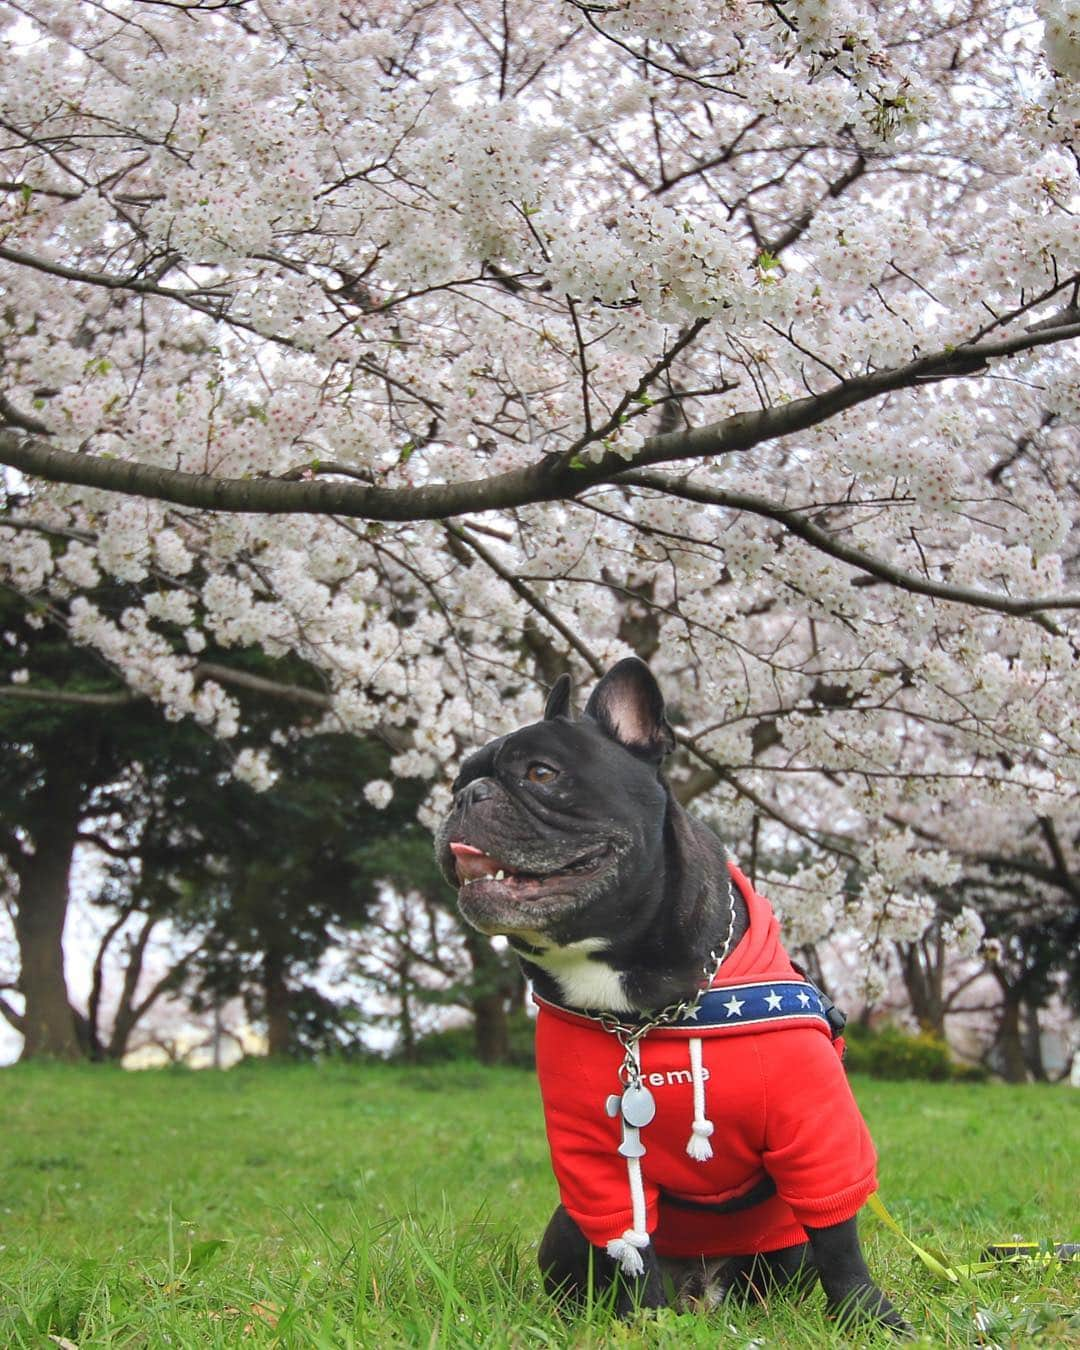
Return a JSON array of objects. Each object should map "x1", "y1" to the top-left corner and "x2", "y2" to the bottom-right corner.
[{"x1": 866, "y1": 1193, "x2": 1074, "y2": 1286}]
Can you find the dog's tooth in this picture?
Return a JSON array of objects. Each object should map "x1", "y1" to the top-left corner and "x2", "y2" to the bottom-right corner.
[{"x1": 495, "y1": 870, "x2": 505, "y2": 881}]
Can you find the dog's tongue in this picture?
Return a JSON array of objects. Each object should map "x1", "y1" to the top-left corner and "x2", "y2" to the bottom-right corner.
[{"x1": 449, "y1": 841, "x2": 505, "y2": 882}]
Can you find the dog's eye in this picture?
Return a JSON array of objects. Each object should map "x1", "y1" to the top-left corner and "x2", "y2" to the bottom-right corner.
[{"x1": 526, "y1": 762, "x2": 559, "y2": 784}]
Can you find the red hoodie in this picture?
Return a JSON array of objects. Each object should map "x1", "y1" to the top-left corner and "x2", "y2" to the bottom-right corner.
[{"x1": 534, "y1": 863, "x2": 878, "y2": 1258}]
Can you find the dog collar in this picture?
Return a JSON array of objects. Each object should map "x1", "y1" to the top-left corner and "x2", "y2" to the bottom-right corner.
[{"x1": 535, "y1": 978, "x2": 843, "y2": 1037}]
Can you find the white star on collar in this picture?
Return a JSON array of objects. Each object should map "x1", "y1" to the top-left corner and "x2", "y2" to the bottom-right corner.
[
  {"x1": 764, "y1": 989, "x2": 784, "y2": 1011},
  {"x1": 796, "y1": 990, "x2": 812, "y2": 1008},
  {"x1": 723, "y1": 994, "x2": 745, "y2": 1018}
]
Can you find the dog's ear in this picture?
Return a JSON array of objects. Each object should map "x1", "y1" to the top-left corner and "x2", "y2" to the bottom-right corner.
[
  {"x1": 584, "y1": 657, "x2": 675, "y2": 760},
  {"x1": 543, "y1": 672, "x2": 573, "y2": 721}
]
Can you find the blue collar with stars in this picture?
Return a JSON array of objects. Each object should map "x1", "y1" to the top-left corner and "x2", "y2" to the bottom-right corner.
[
  {"x1": 555, "y1": 979, "x2": 847, "y2": 1040},
  {"x1": 681, "y1": 980, "x2": 843, "y2": 1036}
]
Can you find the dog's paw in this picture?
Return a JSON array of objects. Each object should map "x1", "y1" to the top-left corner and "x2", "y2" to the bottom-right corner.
[{"x1": 827, "y1": 1285, "x2": 914, "y2": 1338}]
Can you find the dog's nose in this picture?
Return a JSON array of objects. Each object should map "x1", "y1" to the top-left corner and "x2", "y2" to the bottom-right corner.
[{"x1": 456, "y1": 777, "x2": 495, "y2": 808}]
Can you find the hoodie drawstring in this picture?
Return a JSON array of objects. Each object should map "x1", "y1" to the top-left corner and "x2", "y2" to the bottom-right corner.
[
  {"x1": 607, "y1": 1039, "x2": 651, "y2": 1275},
  {"x1": 686, "y1": 1036, "x2": 715, "y2": 1161}
]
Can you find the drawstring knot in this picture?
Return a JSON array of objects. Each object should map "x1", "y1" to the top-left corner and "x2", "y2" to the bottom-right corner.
[
  {"x1": 686, "y1": 1035, "x2": 716, "y2": 1160},
  {"x1": 606, "y1": 1227, "x2": 650, "y2": 1276}
]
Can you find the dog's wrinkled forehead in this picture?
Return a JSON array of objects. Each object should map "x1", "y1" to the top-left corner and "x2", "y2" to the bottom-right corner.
[
  {"x1": 452, "y1": 734, "x2": 504, "y2": 792},
  {"x1": 450, "y1": 658, "x2": 677, "y2": 810},
  {"x1": 452, "y1": 718, "x2": 583, "y2": 793}
]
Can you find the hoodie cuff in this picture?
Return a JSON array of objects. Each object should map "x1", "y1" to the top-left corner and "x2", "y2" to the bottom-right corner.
[{"x1": 784, "y1": 1170, "x2": 878, "y2": 1230}]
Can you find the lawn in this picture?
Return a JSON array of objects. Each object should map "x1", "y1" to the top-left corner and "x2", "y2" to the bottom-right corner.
[{"x1": 1, "y1": 1063, "x2": 1077, "y2": 1347}]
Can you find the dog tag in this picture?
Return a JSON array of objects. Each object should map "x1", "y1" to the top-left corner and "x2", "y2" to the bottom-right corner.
[
  {"x1": 620, "y1": 1084, "x2": 656, "y2": 1128},
  {"x1": 617, "y1": 1129, "x2": 646, "y2": 1159}
]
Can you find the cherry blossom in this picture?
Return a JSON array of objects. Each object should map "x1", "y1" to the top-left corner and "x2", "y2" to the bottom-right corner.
[{"x1": 0, "y1": 0, "x2": 1077, "y2": 998}]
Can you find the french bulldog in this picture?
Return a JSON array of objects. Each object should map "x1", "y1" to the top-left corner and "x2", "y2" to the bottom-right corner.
[{"x1": 436, "y1": 657, "x2": 906, "y2": 1331}]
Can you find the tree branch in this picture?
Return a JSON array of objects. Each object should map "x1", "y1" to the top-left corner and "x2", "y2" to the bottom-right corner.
[
  {"x1": 0, "y1": 662, "x2": 331, "y2": 710},
  {"x1": 676, "y1": 731, "x2": 859, "y2": 860},
  {"x1": 447, "y1": 524, "x2": 605, "y2": 675},
  {"x1": 128, "y1": 936, "x2": 206, "y2": 1030},
  {"x1": 618, "y1": 472, "x2": 1079, "y2": 625},
  {"x1": 2, "y1": 322, "x2": 1077, "y2": 522},
  {"x1": 0, "y1": 684, "x2": 137, "y2": 707},
  {"x1": 0, "y1": 989, "x2": 24, "y2": 1033},
  {"x1": 76, "y1": 831, "x2": 142, "y2": 859},
  {"x1": 763, "y1": 151, "x2": 867, "y2": 256},
  {"x1": 88, "y1": 904, "x2": 137, "y2": 1052},
  {"x1": 194, "y1": 661, "x2": 330, "y2": 710}
]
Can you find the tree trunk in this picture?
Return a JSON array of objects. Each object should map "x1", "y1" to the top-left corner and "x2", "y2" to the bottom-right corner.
[
  {"x1": 1021, "y1": 999, "x2": 1047, "y2": 1082},
  {"x1": 994, "y1": 990, "x2": 1029, "y2": 1083},
  {"x1": 106, "y1": 915, "x2": 157, "y2": 1060},
  {"x1": 463, "y1": 929, "x2": 513, "y2": 1065},
  {"x1": 263, "y1": 944, "x2": 292, "y2": 1057},
  {"x1": 396, "y1": 955, "x2": 416, "y2": 1063},
  {"x1": 897, "y1": 930, "x2": 946, "y2": 1035},
  {"x1": 473, "y1": 989, "x2": 510, "y2": 1065},
  {"x1": 14, "y1": 767, "x2": 84, "y2": 1061}
]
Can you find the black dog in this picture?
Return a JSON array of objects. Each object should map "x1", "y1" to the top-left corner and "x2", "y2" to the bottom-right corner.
[{"x1": 436, "y1": 658, "x2": 906, "y2": 1330}]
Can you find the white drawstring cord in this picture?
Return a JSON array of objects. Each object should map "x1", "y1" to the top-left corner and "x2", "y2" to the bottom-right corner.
[
  {"x1": 607, "y1": 1039, "x2": 651, "y2": 1275},
  {"x1": 686, "y1": 1036, "x2": 715, "y2": 1161},
  {"x1": 606, "y1": 1154, "x2": 650, "y2": 1275}
]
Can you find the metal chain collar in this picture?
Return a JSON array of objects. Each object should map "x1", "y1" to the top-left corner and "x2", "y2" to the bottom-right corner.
[{"x1": 587, "y1": 864, "x2": 738, "y2": 1092}]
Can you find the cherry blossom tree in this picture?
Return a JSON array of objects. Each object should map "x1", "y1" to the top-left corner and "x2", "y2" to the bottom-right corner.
[{"x1": 1, "y1": 0, "x2": 1078, "y2": 1031}]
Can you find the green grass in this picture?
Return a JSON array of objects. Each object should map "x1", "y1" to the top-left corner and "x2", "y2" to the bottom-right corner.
[{"x1": 1, "y1": 1063, "x2": 1077, "y2": 1347}]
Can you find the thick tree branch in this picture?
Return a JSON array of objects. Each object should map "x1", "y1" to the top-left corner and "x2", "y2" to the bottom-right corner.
[
  {"x1": 1037, "y1": 815, "x2": 1074, "y2": 887},
  {"x1": 0, "y1": 395, "x2": 50, "y2": 436},
  {"x1": 0, "y1": 988, "x2": 25, "y2": 1032},
  {"x1": 618, "y1": 473, "x2": 1080, "y2": 625},
  {"x1": 0, "y1": 662, "x2": 331, "y2": 710},
  {"x1": 194, "y1": 662, "x2": 329, "y2": 710},
  {"x1": 0, "y1": 684, "x2": 136, "y2": 707},
  {"x1": 2, "y1": 322, "x2": 1077, "y2": 521},
  {"x1": 76, "y1": 831, "x2": 142, "y2": 859}
]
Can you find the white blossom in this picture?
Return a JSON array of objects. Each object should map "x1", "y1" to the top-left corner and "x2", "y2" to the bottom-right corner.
[
  {"x1": 232, "y1": 747, "x2": 279, "y2": 792},
  {"x1": 363, "y1": 779, "x2": 394, "y2": 810}
]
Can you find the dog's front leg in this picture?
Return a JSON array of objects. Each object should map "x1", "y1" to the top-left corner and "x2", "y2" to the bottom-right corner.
[
  {"x1": 538, "y1": 1204, "x2": 666, "y2": 1316},
  {"x1": 805, "y1": 1216, "x2": 910, "y2": 1334}
]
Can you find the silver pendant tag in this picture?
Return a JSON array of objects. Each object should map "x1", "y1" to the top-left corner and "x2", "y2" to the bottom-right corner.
[
  {"x1": 617, "y1": 1130, "x2": 646, "y2": 1159},
  {"x1": 620, "y1": 1084, "x2": 656, "y2": 1128}
]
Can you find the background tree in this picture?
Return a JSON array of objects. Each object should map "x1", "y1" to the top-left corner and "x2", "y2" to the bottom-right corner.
[
  {"x1": 167, "y1": 732, "x2": 429, "y2": 1058},
  {"x1": 0, "y1": 583, "x2": 177, "y2": 1059},
  {"x1": 1, "y1": 0, "x2": 1078, "y2": 1033},
  {"x1": 0, "y1": 574, "x2": 400, "y2": 1060},
  {"x1": 347, "y1": 876, "x2": 525, "y2": 1064},
  {"x1": 968, "y1": 869, "x2": 1080, "y2": 1081}
]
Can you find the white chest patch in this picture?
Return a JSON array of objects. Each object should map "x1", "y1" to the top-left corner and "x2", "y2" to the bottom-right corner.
[{"x1": 525, "y1": 937, "x2": 632, "y2": 1012}]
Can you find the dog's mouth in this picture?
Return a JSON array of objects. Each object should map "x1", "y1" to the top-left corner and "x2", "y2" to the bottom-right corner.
[{"x1": 450, "y1": 840, "x2": 611, "y2": 905}]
